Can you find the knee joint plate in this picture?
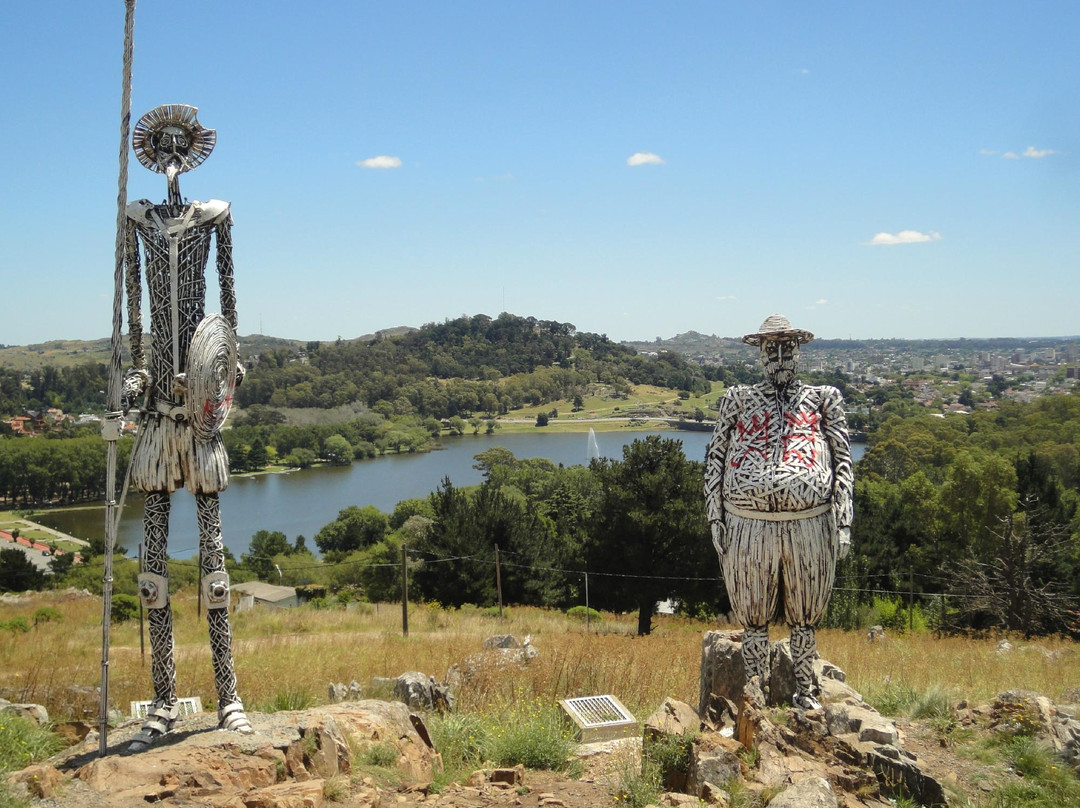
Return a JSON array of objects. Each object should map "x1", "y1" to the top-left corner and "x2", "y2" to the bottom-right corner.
[
  {"x1": 202, "y1": 571, "x2": 231, "y2": 610},
  {"x1": 137, "y1": 572, "x2": 169, "y2": 609}
]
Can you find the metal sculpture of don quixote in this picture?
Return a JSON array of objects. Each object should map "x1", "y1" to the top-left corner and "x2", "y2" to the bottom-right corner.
[
  {"x1": 109, "y1": 103, "x2": 252, "y2": 751},
  {"x1": 704, "y1": 315, "x2": 854, "y2": 710}
]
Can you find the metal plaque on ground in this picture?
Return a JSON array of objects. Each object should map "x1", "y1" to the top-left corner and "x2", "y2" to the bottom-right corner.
[
  {"x1": 130, "y1": 697, "x2": 204, "y2": 720},
  {"x1": 559, "y1": 694, "x2": 637, "y2": 743}
]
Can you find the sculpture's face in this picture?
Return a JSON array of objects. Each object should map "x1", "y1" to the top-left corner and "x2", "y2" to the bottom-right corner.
[
  {"x1": 761, "y1": 337, "x2": 800, "y2": 388},
  {"x1": 152, "y1": 125, "x2": 193, "y2": 178}
]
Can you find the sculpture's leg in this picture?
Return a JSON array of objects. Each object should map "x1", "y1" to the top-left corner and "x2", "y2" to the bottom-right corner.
[
  {"x1": 743, "y1": 624, "x2": 771, "y2": 685},
  {"x1": 197, "y1": 493, "x2": 252, "y2": 733},
  {"x1": 790, "y1": 623, "x2": 820, "y2": 709},
  {"x1": 130, "y1": 491, "x2": 179, "y2": 750},
  {"x1": 780, "y1": 513, "x2": 833, "y2": 709}
]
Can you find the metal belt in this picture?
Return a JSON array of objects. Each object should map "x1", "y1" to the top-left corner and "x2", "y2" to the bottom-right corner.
[{"x1": 724, "y1": 502, "x2": 831, "y2": 522}]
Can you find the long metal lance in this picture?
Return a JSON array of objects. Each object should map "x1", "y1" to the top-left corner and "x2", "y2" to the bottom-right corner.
[{"x1": 100, "y1": 0, "x2": 137, "y2": 758}]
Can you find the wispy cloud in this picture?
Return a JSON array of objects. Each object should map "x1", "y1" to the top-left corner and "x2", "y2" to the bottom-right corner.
[
  {"x1": 716, "y1": 295, "x2": 736, "y2": 301},
  {"x1": 1023, "y1": 146, "x2": 1058, "y2": 158},
  {"x1": 627, "y1": 152, "x2": 665, "y2": 167},
  {"x1": 805, "y1": 298, "x2": 829, "y2": 310},
  {"x1": 797, "y1": 68, "x2": 810, "y2": 75},
  {"x1": 865, "y1": 230, "x2": 943, "y2": 246},
  {"x1": 356, "y1": 155, "x2": 402, "y2": 169},
  {"x1": 982, "y1": 146, "x2": 1059, "y2": 160}
]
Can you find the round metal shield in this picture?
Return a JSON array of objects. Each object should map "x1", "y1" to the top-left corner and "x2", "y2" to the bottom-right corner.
[{"x1": 186, "y1": 314, "x2": 238, "y2": 443}]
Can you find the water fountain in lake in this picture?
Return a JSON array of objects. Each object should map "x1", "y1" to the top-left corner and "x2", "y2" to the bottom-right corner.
[{"x1": 587, "y1": 428, "x2": 600, "y2": 462}]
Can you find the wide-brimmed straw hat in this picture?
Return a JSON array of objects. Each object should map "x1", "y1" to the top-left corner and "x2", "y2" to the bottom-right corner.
[
  {"x1": 743, "y1": 314, "x2": 815, "y2": 346},
  {"x1": 132, "y1": 104, "x2": 216, "y2": 174}
]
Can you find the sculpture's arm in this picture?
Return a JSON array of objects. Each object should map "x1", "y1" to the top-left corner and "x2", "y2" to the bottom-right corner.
[
  {"x1": 214, "y1": 207, "x2": 245, "y2": 386},
  {"x1": 125, "y1": 218, "x2": 145, "y2": 373},
  {"x1": 822, "y1": 387, "x2": 854, "y2": 553},
  {"x1": 121, "y1": 217, "x2": 148, "y2": 410},
  {"x1": 215, "y1": 207, "x2": 237, "y2": 334},
  {"x1": 704, "y1": 389, "x2": 739, "y2": 554}
]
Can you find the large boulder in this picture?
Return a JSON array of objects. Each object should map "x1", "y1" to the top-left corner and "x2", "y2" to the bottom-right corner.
[
  {"x1": 767, "y1": 776, "x2": 838, "y2": 808},
  {"x1": 393, "y1": 671, "x2": 454, "y2": 712},
  {"x1": 644, "y1": 698, "x2": 701, "y2": 741}
]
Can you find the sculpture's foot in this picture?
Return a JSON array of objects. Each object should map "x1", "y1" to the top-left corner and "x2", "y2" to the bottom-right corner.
[
  {"x1": 219, "y1": 701, "x2": 253, "y2": 734},
  {"x1": 128, "y1": 703, "x2": 178, "y2": 751},
  {"x1": 792, "y1": 692, "x2": 822, "y2": 711}
]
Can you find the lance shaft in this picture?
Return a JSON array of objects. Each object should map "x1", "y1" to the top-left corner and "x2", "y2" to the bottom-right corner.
[{"x1": 100, "y1": 0, "x2": 136, "y2": 758}]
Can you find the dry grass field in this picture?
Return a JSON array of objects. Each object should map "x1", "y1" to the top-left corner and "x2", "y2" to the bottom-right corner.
[{"x1": 2, "y1": 589, "x2": 1078, "y2": 727}]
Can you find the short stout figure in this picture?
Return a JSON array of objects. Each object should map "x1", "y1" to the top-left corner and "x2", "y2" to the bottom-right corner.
[
  {"x1": 121, "y1": 105, "x2": 250, "y2": 748},
  {"x1": 704, "y1": 315, "x2": 853, "y2": 708}
]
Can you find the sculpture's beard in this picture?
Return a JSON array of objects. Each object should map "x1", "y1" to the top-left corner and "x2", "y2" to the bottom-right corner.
[
  {"x1": 164, "y1": 158, "x2": 183, "y2": 183},
  {"x1": 763, "y1": 346, "x2": 799, "y2": 388}
]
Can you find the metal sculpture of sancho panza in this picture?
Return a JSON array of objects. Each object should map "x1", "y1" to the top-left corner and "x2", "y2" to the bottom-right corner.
[
  {"x1": 121, "y1": 104, "x2": 251, "y2": 748},
  {"x1": 704, "y1": 314, "x2": 853, "y2": 709}
]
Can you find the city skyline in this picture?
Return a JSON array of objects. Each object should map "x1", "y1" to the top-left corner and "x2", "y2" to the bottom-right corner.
[{"x1": 2, "y1": 1, "x2": 1077, "y2": 346}]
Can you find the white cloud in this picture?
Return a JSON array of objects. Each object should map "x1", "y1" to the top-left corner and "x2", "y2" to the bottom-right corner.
[
  {"x1": 979, "y1": 149, "x2": 998, "y2": 156},
  {"x1": 627, "y1": 152, "x2": 665, "y2": 167},
  {"x1": 716, "y1": 295, "x2": 736, "y2": 301},
  {"x1": 865, "y1": 230, "x2": 943, "y2": 246},
  {"x1": 804, "y1": 298, "x2": 829, "y2": 310},
  {"x1": 1002, "y1": 151, "x2": 1020, "y2": 160},
  {"x1": 1023, "y1": 146, "x2": 1058, "y2": 158},
  {"x1": 356, "y1": 155, "x2": 402, "y2": 169},
  {"x1": 798, "y1": 68, "x2": 810, "y2": 74}
]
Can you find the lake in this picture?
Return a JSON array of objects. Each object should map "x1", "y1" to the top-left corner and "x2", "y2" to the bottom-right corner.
[{"x1": 38, "y1": 430, "x2": 866, "y2": 558}]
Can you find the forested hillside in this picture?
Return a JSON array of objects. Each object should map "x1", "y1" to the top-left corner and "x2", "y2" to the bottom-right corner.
[{"x1": 236, "y1": 313, "x2": 718, "y2": 418}]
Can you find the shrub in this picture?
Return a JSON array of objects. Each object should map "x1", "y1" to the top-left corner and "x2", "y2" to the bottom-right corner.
[
  {"x1": 32, "y1": 606, "x2": 61, "y2": 626},
  {"x1": 109, "y1": 594, "x2": 140, "y2": 623},
  {"x1": 484, "y1": 702, "x2": 578, "y2": 772},
  {"x1": 428, "y1": 713, "x2": 487, "y2": 770},
  {"x1": 0, "y1": 712, "x2": 64, "y2": 772},
  {"x1": 359, "y1": 742, "x2": 400, "y2": 768},
  {"x1": 0, "y1": 617, "x2": 29, "y2": 634},
  {"x1": 565, "y1": 606, "x2": 602, "y2": 623},
  {"x1": 908, "y1": 685, "x2": 954, "y2": 720}
]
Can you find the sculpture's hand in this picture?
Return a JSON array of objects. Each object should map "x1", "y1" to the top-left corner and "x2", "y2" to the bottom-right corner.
[
  {"x1": 120, "y1": 369, "x2": 149, "y2": 413},
  {"x1": 838, "y1": 526, "x2": 851, "y2": 560},
  {"x1": 710, "y1": 520, "x2": 728, "y2": 560},
  {"x1": 172, "y1": 373, "x2": 188, "y2": 398}
]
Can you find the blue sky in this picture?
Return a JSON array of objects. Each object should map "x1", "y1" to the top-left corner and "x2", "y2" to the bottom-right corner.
[{"x1": 2, "y1": 2, "x2": 1077, "y2": 345}]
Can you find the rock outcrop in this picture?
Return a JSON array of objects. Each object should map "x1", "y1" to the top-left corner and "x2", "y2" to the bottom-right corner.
[{"x1": 9, "y1": 700, "x2": 439, "y2": 808}]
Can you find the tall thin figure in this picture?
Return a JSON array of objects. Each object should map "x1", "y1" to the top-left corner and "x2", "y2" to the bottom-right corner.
[{"x1": 121, "y1": 104, "x2": 251, "y2": 749}]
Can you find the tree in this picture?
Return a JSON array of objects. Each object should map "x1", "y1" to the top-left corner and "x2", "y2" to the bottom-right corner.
[
  {"x1": 314, "y1": 505, "x2": 390, "y2": 556},
  {"x1": 584, "y1": 436, "x2": 715, "y2": 635},
  {"x1": 323, "y1": 434, "x2": 353, "y2": 465},
  {"x1": 0, "y1": 549, "x2": 46, "y2": 592},
  {"x1": 284, "y1": 447, "x2": 317, "y2": 469},
  {"x1": 390, "y1": 497, "x2": 435, "y2": 529},
  {"x1": 950, "y1": 511, "x2": 1077, "y2": 636},
  {"x1": 535, "y1": 412, "x2": 549, "y2": 427},
  {"x1": 243, "y1": 530, "x2": 292, "y2": 580},
  {"x1": 248, "y1": 437, "x2": 269, "y2": 469}
]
